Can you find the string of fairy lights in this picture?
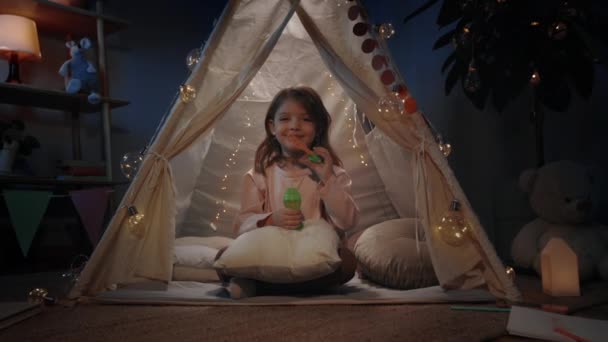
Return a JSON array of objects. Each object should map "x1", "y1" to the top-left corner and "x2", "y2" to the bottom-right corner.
[
  {"x1": 210, "y1": 134, "x2": 246, "y2": 231},
  {"x1": 326, "y1": 72, "x2": 369, "y2": 167}
]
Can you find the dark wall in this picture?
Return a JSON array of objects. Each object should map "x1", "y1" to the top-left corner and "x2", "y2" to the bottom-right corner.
[
  {"x1": 362, "y1": 0, "x2": 608, "y2": 259},
  {"x1": 103, "y1": 0, "x2": 227, "y2": 181}
]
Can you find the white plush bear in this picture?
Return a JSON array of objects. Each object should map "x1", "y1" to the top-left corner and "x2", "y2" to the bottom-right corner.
[
  {"x1": 58, "y1": 38, "x2": 101, "y2": 104},
  {"x1": 511, "y1": 160, "x2": 608, "y2": 281}
]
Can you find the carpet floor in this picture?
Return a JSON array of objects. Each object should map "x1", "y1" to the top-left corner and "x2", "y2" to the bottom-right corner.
[{"x1": 1, "y1": 273, "x2": 607, "y2": 341}]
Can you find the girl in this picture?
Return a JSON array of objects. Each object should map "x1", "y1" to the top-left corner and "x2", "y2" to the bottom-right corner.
[{"x1": 218, "y1": 86, "x2": 359, "y2": 299}]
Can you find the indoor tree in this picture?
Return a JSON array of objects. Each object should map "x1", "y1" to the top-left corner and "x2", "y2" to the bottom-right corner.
[{"x1": 404, "y1": 0, "x2": 607, "y2": 165}]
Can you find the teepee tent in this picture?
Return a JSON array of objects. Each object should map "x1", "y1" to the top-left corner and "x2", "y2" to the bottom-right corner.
[{"x1": 70, "y1": 0, "x2": 521, "y2": 302}]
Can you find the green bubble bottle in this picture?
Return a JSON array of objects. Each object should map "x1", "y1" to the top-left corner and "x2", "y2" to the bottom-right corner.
[{"x1": 283, "y1": 187, "x2": 303, "y2": 230}]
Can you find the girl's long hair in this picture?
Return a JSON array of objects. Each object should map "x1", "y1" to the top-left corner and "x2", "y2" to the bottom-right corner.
[{"x1": 254, "y1": 86, "x2": 342, "y2": 175}]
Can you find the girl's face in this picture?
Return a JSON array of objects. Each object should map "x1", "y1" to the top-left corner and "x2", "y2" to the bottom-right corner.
[{"x1": 268, "y1": 98, "x2": 316, "y2": 157}]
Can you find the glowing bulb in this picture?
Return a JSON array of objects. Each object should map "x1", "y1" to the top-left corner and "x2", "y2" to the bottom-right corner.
[
  {"x1": 378, "y1": 23, "x2": 395, "y2": 40},
  {"x1": 120, "y1": 151, "x2": 144, "y2": 180},
  {"x1": 377, "y1": 93, "x2": 404, "y2": 121},
  {"x1": 505, "y1": 266, "x2": 516, "y2": 281},
  {"x1": 435, "y1": 200, "x2": 470, "y2": 247},
  {"x1": 186, "y1": 48, "x2": 202, "y2": 71},
  {"x1": 464, "y1": 63, "x2": 481, "y2": 93},
  {"x1": 179, "y1": 85, "x2": 196, "y2": 103},
  {"x1": 28, "y1": 288, "x2": 54, "y2": 305},
  {"x1": 530, "y1": 70, "x2": 541, "y2": 86},
  {"x1": 126, "y1": 206, "x2": 145, "y2": 239},
  {"x1": 439, "y1": 142, "x2": 452, "y2": 157},
  {"x1": 549, "y1": 22, "x2": 568, "y2": 40}
]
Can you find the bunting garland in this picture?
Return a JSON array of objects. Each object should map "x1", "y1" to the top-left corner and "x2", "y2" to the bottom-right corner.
[
  {"x1": 2, "y1": 188, "x2": 112, "y2": 256},
  {"x1": 69, "y1": 188, "x2": 111, "y2": 247},
  {"x1": 3, "y1": 190, "x2": 52, "y2": 257}
]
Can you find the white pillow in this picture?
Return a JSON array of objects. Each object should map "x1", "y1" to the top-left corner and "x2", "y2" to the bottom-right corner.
[
  {"x1": 354, "y1": 218, "x2": 438, "y2": 289},
  {"x1": 213, "y1": 219, "x2": 341, "y2": 283},
  {"x1": 173, "y1": 245, "x2": 218, "y2": 269}
]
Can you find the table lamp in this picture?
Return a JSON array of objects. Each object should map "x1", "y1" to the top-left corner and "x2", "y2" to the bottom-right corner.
[
  {"x1": 541, "y1": 237, "x2": 580, "y2": 297},
  {"x1": 0, "y1": 15, "x2": 42, "y2": 83}
]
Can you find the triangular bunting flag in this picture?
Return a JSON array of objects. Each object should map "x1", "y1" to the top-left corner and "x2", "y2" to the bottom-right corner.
[
  {"x1": 3, "y1": 190, "x2": 52, "y2": 257},
  {"x1": 69, "y1": 188, "x2": 111, "y2": 246}
]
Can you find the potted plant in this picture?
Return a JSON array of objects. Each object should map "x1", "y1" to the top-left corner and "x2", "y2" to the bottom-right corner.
[{"x1": 0, "y1": 119, "x2": 40, "y2": 174}]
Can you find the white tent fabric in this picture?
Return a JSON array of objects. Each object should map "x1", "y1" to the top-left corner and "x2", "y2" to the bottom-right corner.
[{"x1": 70, "y1": 0, "x2": 521, "y2": 302}]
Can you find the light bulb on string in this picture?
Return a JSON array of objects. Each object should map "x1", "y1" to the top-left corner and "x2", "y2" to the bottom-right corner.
[
  {"x1": 549, "y1": 21, "x2": 568, "y2": 40},
  {"x1": 186, "y1": 47, "x2": 202, "y2": 71},
  {"x1": 464, "y1": 62, "x2": 481, "y2": 93},
  {"x1": 435, "y1": 200, "x2": 471, "y2": 247},
  {"x1": 439, "y1": 142, "x2": 452, "y2": 157},
  {"x1": 530, "y1": 70, "x2": 541, "y2": 86},
  {"x1": 377, "y1": 23, "x2": 395, "y2": 40},
  {"x1": 377, "y1": 92, "x2": 404, "y2": 121},
  {"x1": 179, "y1": 84, "x2": 196, "y2": 103},
  {"x1": 505, "y1": 266, "x2": 516, "y2": 281},
  {"x1": 120, "y1": 151, "x2": 144, "y2": 180},
  {"x1": 27, "y1": 288, "x2": 55, "y2": 305},
  {"x1": 126, "y1": 205, "x2": 145, "y2": 239},
  {"x1": 436, "y1": 135, "x2": 452, "y2": 157},
  {"x1": 452, "y1": 23, "x2": 472, "y2": 49}
]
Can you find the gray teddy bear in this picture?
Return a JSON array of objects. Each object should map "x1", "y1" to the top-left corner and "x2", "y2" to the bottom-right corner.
[{"x1": 511, "y1": 160, "x2": 608, "y2": 282}]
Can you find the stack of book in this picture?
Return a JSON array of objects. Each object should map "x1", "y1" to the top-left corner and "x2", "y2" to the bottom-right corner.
[{"x1": 56, "y1": 160, "x2": 106, "y2": 181}]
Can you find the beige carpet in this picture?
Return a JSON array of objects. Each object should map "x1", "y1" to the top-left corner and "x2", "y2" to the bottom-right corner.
[
  {"x1": 0, "y1": 303, "x2": 512, "y2": 342},
  {"x1": 1, "y1": 274, "x2": 607, "y2": 341}
]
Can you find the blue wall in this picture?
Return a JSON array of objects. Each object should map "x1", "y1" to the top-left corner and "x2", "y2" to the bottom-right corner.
[{"x1": 104, "y1": 0, "x2": 227, "y2": 180}]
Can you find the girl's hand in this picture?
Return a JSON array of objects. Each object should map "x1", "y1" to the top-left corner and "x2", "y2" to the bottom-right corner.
[
  {"x1": 271, "y1": 208, "x2": 304, "y2": 230},
  {"x1": 298, "y1": 146, "x2": 334, "y2": 184}
]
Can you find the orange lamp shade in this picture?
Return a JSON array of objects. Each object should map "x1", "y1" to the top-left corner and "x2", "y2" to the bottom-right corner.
[{"x1": 0, "y1": 15, "x2": 42, "y2": 83}]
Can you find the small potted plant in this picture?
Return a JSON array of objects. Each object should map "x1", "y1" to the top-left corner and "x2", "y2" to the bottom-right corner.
[{"x1": 0, "y1": 120, "x2": 40, "y2": 174}]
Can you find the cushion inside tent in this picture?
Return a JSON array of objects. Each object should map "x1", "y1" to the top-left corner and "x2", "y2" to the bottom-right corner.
[{"x1": 171, "y1": 14, "x2": 410, "y2": 241}]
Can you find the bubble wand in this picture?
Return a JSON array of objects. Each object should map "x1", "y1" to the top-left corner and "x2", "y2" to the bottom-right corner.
[{"x1": 287, "y1": 136, "x2": 322, "y2": 164}]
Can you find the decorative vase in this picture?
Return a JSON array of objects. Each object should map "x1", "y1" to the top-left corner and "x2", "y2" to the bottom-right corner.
[{"x1": 0, "y1": 141, "x2": 19, "y2": 174}]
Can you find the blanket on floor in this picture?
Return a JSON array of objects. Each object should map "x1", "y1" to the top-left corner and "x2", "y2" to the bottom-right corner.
[{"x1": 93, "y1": 277, "x2": 495, "y2": 306}]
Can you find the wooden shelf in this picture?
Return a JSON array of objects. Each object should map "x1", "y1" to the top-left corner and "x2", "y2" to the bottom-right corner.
[
  {"x1": 0, "y1": 175, "x2": 128, "y2": 189},
  {"x1": 0, "y1": 83, "x2": 129, "y2": 113},
  {"x1": 0, "y1": 0, "x2": 129, "y2": 38},
  {"x1": 1, "y1": 0, "x2": 129, "y2": 181}
]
